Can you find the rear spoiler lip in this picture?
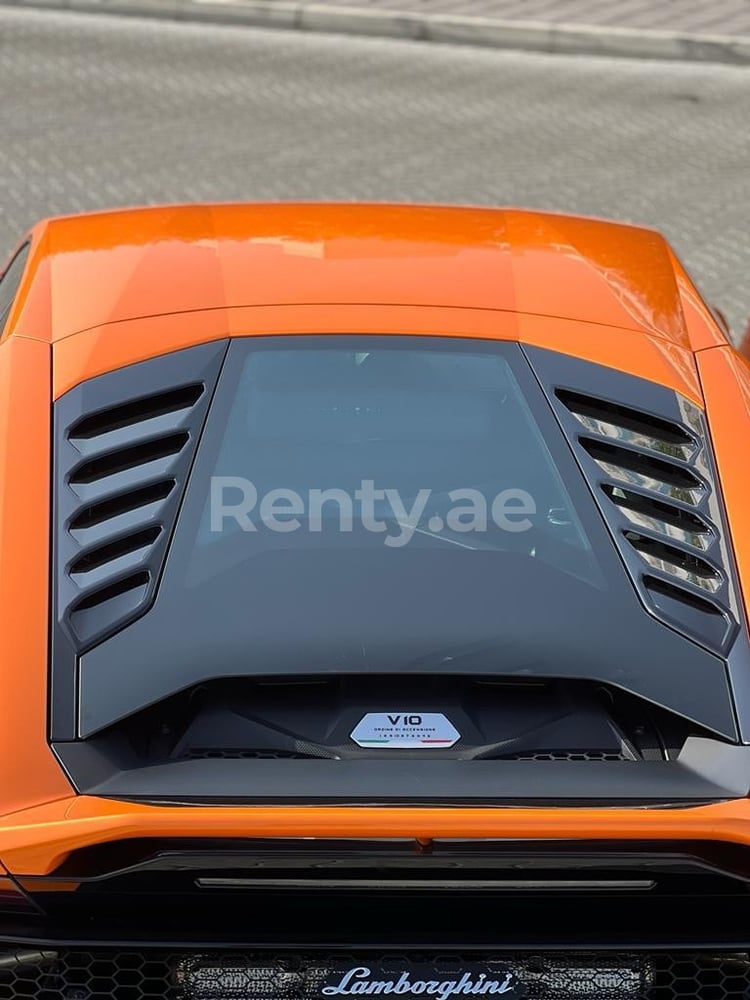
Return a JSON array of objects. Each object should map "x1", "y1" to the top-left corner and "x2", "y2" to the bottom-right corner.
[{"x1": 51, "y1": 735, "x2": 750, "y2": 805}]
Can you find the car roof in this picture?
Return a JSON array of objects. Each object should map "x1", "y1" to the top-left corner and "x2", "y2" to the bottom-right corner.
[{"x1": 4, "y1": 202, "x2": 723, "y2": 350}]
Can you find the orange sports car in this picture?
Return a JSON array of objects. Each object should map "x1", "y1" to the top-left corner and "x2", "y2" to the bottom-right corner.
[{"x1": 1, "y1": 202, "x2": 750, "y2": 998}]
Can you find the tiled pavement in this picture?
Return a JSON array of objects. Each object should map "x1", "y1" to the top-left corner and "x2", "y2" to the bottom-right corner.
[
  {"x1": 293, "y1": 0, "x2": 750, "y2": 35},
  {"x1": 3, "y1": 0, "x2": 750, "y2": 63}
]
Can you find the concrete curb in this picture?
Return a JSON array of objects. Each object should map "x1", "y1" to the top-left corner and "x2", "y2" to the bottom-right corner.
[{"x1": 3, "y1": 0, "x2": 750, "y2": 65}]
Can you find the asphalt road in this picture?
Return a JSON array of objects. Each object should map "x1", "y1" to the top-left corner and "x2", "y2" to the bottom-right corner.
[{"x1": 1, "y1": 8, "x2": 749, "y2": 336}]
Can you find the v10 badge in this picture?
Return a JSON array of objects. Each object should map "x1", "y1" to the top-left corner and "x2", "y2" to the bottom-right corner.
[{"x1": 350, "y1": 712, "x2": 460, "y2": 748}]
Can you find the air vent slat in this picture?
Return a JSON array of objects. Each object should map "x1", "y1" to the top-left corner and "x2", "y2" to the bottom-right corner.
[
  {"x1": 624, "y1": 532, "x2": 722, "y2": 594},
  {"x1": 70, "y1": 526, "x2": 163, "y2": 578},
  {"x1": 69, "y1": 384, "x2": 204, "y2": 441},
  {"x1": 70, "y1": 480, "x2": 176, "y2": 532},
  {"x1": 69, "y1": 411, "x2": 197, "y2": 460},
  {"x1": 643, "y1": 575, "x2": 731, "y2": 648},
  {"x1": 70, "y1": 571, "x2": 151, "y2": 615},
  {"x1": 69, "y1": 432, "x2": 189, "y2": 486},
  {"x1": 644, "y1": 575, "x2": 727, "y2": 618},
  {"x1": 556, "y1": 389, "x2": 696, "y2": 459},
  {"x1": 68, "y1": 463, "x2": 185, "y2": 507},
  {"x1": 70, "y1": 554, "x2": 155, "y2": 592},
  {"x1": 581, "y1": 438, "x2": 704, "y2": 505},
  {"x1": 602, "y1": 485, "x2": 713, "y2": 551},
  {"x1": 70, "y1": 508, "x2": 167, "y2": 552}
]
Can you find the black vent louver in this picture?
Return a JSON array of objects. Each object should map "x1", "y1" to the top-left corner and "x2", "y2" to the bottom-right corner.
[
  {"x1": 54, "y1": 343, "x2": 228, "y2": 705},
  {"x1": 62, "y1": 386, "x2": 201, "y2": 644},
  {"x1": 551, "y1": 386, "x2": 737, "y2": 650}
]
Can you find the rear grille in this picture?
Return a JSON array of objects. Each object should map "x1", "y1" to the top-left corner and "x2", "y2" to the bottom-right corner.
[
  {"x1": 3, "y1": 949, "x2": 750, "y2": 1000},
  {"x1": 54, "y1": 342, "x2": 227, "y2": 653},
  {"x1": 550, "y1": 386, "x2": 737, "y2": 650},
  {"x1": 182, "y1": 749, "x2": 323, "y2": 761},
  {"x1": 497, "y1": 750, "x2": 632, "y2": 762}
]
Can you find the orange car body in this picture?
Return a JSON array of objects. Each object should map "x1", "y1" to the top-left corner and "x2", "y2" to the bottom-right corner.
[
  {"x1": 2, "y1": 205, "x2": 750, "y2": 974},
  {"x1": 2, "y1": 201, "x2": 750, "y2": 862}
]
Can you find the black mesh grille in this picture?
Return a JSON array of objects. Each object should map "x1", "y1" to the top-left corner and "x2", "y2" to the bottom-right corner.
[
  {"x1": 3, "y1": 950, "x2": 750, "y2": 1000},
  {"x1": 182, "y1": 749, "x2": 321, "y2": 761},
  {"x1": 497, "y1": 750, "x2": 632, "y2": 762}
]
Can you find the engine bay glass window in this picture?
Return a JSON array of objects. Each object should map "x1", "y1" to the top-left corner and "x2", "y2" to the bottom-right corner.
[{"x1": 190, "y1": 338, "x2": 601, "y2": 588}]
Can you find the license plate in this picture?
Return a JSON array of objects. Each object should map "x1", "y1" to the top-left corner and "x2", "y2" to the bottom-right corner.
[
  {"x1": 178, "y1": 957, "x2": 648, "y2": 1000},
  {"x1": 180, "y1": 961, "x2": 523, "y2": 1000}
]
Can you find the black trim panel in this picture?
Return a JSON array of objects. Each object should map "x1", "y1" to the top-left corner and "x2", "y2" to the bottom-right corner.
[
  {"x1": 52, "y1": 736, "x2": 750, "y2": 804},
  {"x1": 71, "y1": 339, "x2": 738, "y2": 740}
]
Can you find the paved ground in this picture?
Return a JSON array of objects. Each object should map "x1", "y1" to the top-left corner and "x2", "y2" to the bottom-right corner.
[
  {"x1": 1, "y1": 7, "x2": 749, "y2": 335},
  {"x1": 294, "y1": 0, "x2": 750, "y2": 34},
  {"x1": 6, "y1": 0, "x2": 750, "y2": 65}
]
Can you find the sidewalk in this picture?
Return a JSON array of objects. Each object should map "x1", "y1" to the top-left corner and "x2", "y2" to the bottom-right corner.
[{"x1": 4, "y1": 0, "x2": 750, "y2": 63}]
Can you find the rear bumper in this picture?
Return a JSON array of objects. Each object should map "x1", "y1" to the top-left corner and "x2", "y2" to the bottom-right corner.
[
  {"x1": 3, "y1": 813, "x2": 750, "y2": 996},
  {"x1": 3, "y1": 795, "x2": 750, "y2": 876}
]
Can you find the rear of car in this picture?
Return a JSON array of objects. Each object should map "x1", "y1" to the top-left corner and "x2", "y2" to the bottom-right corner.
[{"x1": 2, "y1": 204, "x2": 750, "y2": 1000}]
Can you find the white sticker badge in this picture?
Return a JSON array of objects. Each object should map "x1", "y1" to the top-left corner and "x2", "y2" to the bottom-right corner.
[{"x1": 351, "y1": 712, "x2": 460, "y2": 749}]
